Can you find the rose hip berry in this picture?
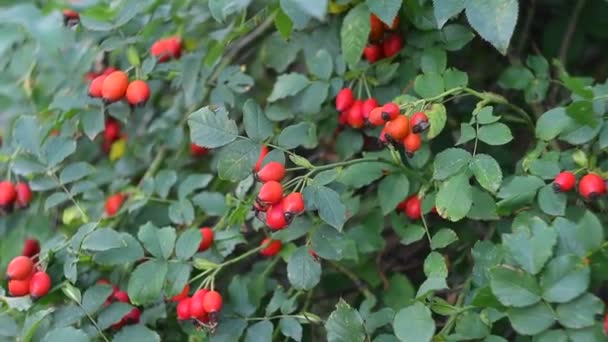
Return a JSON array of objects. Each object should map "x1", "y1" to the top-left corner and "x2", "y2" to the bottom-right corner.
[
  {"x1": 113, "y1": 290, "x2": 130, "y2": 303},
  {"x1": 198, "y1": 227, "x2": 214, "y2": 252},
  {"x1": 0, "y1": 181, "x2": 17, "y2": 207},
  {"x1": 369, "y1": 14, "x2": 385, "y2": 41},
  {"x1": 411, "y1": 112, "x2": 429, "y2": 133},
  {"x1": 8, "y1": 278, "x2": 31, "y2": 297},
  {"x1": 177, "y1": 297, "x2": 192, "y2": 320},
  {"x1": 105, "y1": 193, "x2": 125, "y2": 216},
  {"x1": 362, "y1": 98, "x2": 379, "y2": 120},
  {"x1": 335, "y1": 88, "x2": 354, "y2": 112},
  {"x1": 404, "y1": 196, "x2": 422, "y2": 220},
  {"x1": 256, "y1": 162, "x2": 286, "y2": 183},
  {"x1": 257, "y1": 181, "x2": 283, "y2": 204},
  {"x1": 22, "y1": 239, "x2": 40, "y2": 259},
  {"x1": 190, "y1": 143, "x2": 209, "y2": 156},
  {"x1": 363, "y1": 44, "x2": 383, "y2": 63},
  {"x1": 125, "y1": 80, "x2": 151, "y2": 106},
  {"x1": 189, "y1": 289, "x2": 209, "y2": 319},
  {"x1": 553, "y1": 171, "x2": 576, "y2": 192},
  {"x1": 89, "y1": 75, "x2": 107, "y2": 98},
  {"x1": 254, "y1": 146, "x2": 269, "y2": 172},
  {"x1": 381, "y1": 103, "x2": 400, "y2": 121},
  {"x1": 6, "y1": 256, "x2": 34, "y2": 280},
  {"x1": 403, "y1": 133, "x2": 422, "y2": 156},
  {"x1": 15, "y1": 182, "x2": 32, "y2": 208},
  {"x1": 101, "y1": 71, "x2": 129, "y2": 103},
  {"x1": 260, "y1": 238, "x2": 282, "y2": 257},
  {"x1": 266, "y1": 204, "x2": 288, "y2": 230},
  {"x1": 382, "y1": 34, "x2": 403, "y2": 58},
  {"x1": 282, "y1": 192, "x2": 305, "y2": 221},
  {"x1": 202, "y1": 290, "x2": 223, "y2": 313},
  {"x1": 384, "y1": 116, "x2": 410, "y2": 141},
  {"x1": 368, "y1": 107, "x2": 386, "y2": 126},
  {"x1": 29, "y1": 271, "x2": 51, "y2": 299},
  {"x1": 578, "y1": 173, "x2": 606, "y2": 199},
  {"x1": 347, "y1": 100, "x2": 365, "y2": 128},
  {"x1": 171, "y1": 284, "x2": 190, "y2": 302},
  {"x1": 104, "y1": 118, "x2": 121, "y2": 143}
]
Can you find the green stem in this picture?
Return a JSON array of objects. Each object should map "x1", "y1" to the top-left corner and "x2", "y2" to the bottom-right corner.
[
  {"x1": 75, "y1": 301, "x2": 110, "y2": 342},
  {"x1": 328, "y1": 260, "x2": 374, "y2": 300},
  {"x1": 438, "y1": 276, "x2": 472, "y2": 336}
]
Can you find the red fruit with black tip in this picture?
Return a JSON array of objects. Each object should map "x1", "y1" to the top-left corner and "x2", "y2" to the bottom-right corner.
[
  {"x1": 381, "y1": 103, "x2": 400, "y2": 122},
  {"x1": 363, "y1": 44, "x2": 383, "y2": 63},
  {"x1": 125, "y1": 80, "x2": 151, "y2": 106},
  {"x1": 384, "y1": 116, "x2": 410, "y2": 141},
  {"x1": 403, "y1": 133, "x2": 422, "y2": 156},
  {"x1": 347, "y1": 100, "x2": 365, "y2": 128},
  {"x1": 411, "y1": 112, "x2": 429, "y2": 133},
  {"x1": 22, "y1": 239, "x2": 40, "y2": 258},
  {"x1": 171, "y1": 284, "x2": 190, "y2": 302},
  {"x1": 282, "y1": 192, "x2": 305, "y2": 220},
  {"x1": 553, "y1": 171, "x2": 576, "y2": 192},
  {"x1": 260, "y1": 238, "x2": 282, "y2": 257},
  {"x1": 177, "y1": 297, "x2": 192, "y2": 320},
  {"x1": 122, "y1": 308, "x2": 141, "y2": 325},
  {"x1": 0, "y1": 181, "x2": 17, "y2": 207},
  {"x1": 256, "y1": 162, "x2": 286, "y2": 183},
  {"x1": 113, "y1": 290, "x2": 130, "y2": 303},
  {"x1": 29, "y1": 271, "x2": 51, "y2": 299},
  {"x1": 404, "y1": 196, "x2": 421, "y2": 220},
  {"x1": 15, "y1": 182, "x2": 32, "y2": 208},
  {"x1": 254, "y1": 146, "x2": 269, "y2": 172},
  {"x1": 202, "y1": 290, "x2": 223, "y2": 313},
  {"x1": 198, "y1": 227, "x2": 214, "y2": 251},
  {"x1": 257, "y1": 181, "x2": 283, "y2": 204},
  {"x1": 105, "y1": 193, "x2": 125, "y2": 216},
  {"x1": 62, "y1": 9, "x2": 80, "y2": 26},
  {"x1": 383, "y1": 34, "x2": 403, "y2": 58},
  {"x1": 578, "y1": 173, "x2": 606, "y2": 199},
  {"x1": 6, "y1": 256, "x2": 34, "y2": 280},
  {"x1": 8, "y1": 278, "x2": 30, "y2": 297},
  {"x1": 190, "y1": 143, "x2": 209, "y2": 156},
  {"x1": 335, "y1": 88, "x2": 354, "y2": 112},
  {"x1": 101, "y1": 71, "x2": 129, "y2": 103},
  {"x1": 362, "y1": 98, "x2": 379, "y2": 120},
  {"x1": 266, "y1": 204, "x2": 288, "y2": 230},
  {"x1": 368, "y1": 107, "x2": 385, "y2": 126},
  {"x1": 89, "y1": 75, "x2": 106, "y2": 98}
]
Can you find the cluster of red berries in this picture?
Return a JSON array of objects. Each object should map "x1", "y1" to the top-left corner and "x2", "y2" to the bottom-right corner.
[
  {"x1": 62, "y1": 9, "x2": 80, "y2": 26},
  {"x1": 175, "y1": 287, "x2": 223, "y2": 326},
  {"x1": 105, "y1": 193, "x2": 126, "y2": 217},
  {"x1": 150, "y1": 36, "x2": 183, "y2": 63},
  {"x1": 97, "y1": 279, "x2": 141, "y2": 329},
  {"x1": 253, "y1": 161, "x2": 305, "y2": 230},
  {"x1": 335, "y1": 88, "x2": 378, "y2": 129},
  {"x1": 364, "y1": 14, "x2": 403, "y2": 63},
  {"x1": 5, "y1": 253, "x2": 51, "y2": 299},
  {"x1": 553, "y1": 171, "x2": 607, "y2": 199},
  {"x1": 0, "y1": 181, "x2": 32, "y2": 213},
  {"x1": 102, "y1": 117, "x2": 124, "y2": 153},
  {"x1": 89, "y1": 70, "x2": 150, "y2": 106}
]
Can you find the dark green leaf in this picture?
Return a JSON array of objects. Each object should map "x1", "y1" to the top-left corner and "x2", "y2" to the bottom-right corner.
[
  {"x1": 137, "y1": 223, "x2": 176, "y2": 260},
  {"x1": 128, "y1": 260, "x2": 168, "y2": 305},
  {"x1": 42, "y1": 327, "x2": 89, "y2": 342},
  {"x1": 433, "y1": 148, "x2": 471, "y2": 180},
  {"x1": 464, "y1": 0, "x2": 518, "y2": 54},
  {"x1": 489, "y1": 266, "x2": 541, "y2": 307},
  {"x1": 556, "y1": 293, "x2": 604, "y2": 329},
  {"x1": 435, "y1": 172, "x2": 473, "y2": 222},
  {"x1": 366, "y1": 0, "x2": 401, "y2": 25},
  {"x1": 430, "y1": 228, "x2": 458, "y2": 250},
  {"x1": 477, "y1": 123, "x2": 513, "y2": 146},
  {"x1": 540, "y1": 254, "x2": 590, "y2": 303},
  {"x1": 470, "y1": 154, "x2": 502, "y2": 193},
  {"x1": 218, "y1": 140, "x2": 261, "y2": 182},
  {"x1": 378, "y1": 174, "x2": 410, "y2": 215},
  {"x1": 507, "y1": 302, "x2": 555, "y2": 335},
  {"x1": 393, "y1": 302, "x2": 435, "y2": 342},
  {"x1": 188, "y1": 106, "x2": 238, "y2": 148},
  {"x1": 243, "y1": 99, "x2": 273, "y2": 142},
  {"x1": 326, "y1": 300, "x2": 366, "y2": 342},
  {"x1": 82, "y1": 229, "x2": 126, "y2": 252},
  {"x1": 268, "y1": 73, "x2": 310, "y2": 102},
  {"x1": 114, "y1": 325, "x2": 161, "y2": 342},
  {"x1": 432, "y1": 0, "x2": 465, "y2": 28},
  {"x1": 341, "y1": 4, "x2": 371, "y2": 67},
  {"x1": 175, "y1": 229, "x2": 202, "y2": 261},
  {"x1": 502, "y1": 217, "x2": 557, "y2": 275},
  {"x1": 245, "y1": 320, "x2": 273, "y2": 342}
]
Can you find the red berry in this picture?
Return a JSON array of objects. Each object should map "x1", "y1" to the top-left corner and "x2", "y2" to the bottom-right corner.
[
  {"x1": 0, "y1": 181, "x2": 17, "y2": 206},
  {"x1": 257, "y1": 181, "x2": 283, "y2": 204},
  {"x1": 253, "y1": 201, "x2": 269, "y2": 213},
  {"x1": 176, "y1": 297, "x2": 192, "y2": 320},
  {"x1": 404, "y1": 196, "x2": 421, "y2": 220},
  {"x1": 122, "y1": 308, "x2": 141, "y2": 325},
  {"x1": 578, "y1": 173, "x2": 606, "y2": 199},
  {"x1": 202, "y1": 290, "x2": 223, "y2": 313},
  {"x1": 335, "y1": 88, "x2": 354, "y2": 112},
  {"x1": 369, "y1": 14, "x2": 385, "y2": 41},
  {"x1": 381, "y1": 103, "x2": 400, "y2": 121},
  {"x1": 15, "y1": 182, "x2": 32, "y2": 208},
  {"x1": 254, "y1": 146, "x2": 269, "y2": 172},
  {"x1": 89, "y1": 75, "x2": 106, "y2": 98},
  {"x1": 266, "y1": 204, "x2": 288, "y2": 230},
  {"x1": 102, "y1": 67, "x2": 118, "y2": 76},
  {"x1": 368, "y1": 107, "x2": 385, "y2": 126},
  {"x1": 101, "y1": 71, "x2": 129, "y2": 103},
  {"x1": 104, "y1": 118, "x2": 121, "y2": 142},
  {"x1": 347, "y1": 100, "x2": 365, "y2": 128},
  {"x1": 198, "y1": 227, "x2": 214, "y2": 251},
  {"x1": 150, "y1": 37, "x2": 182, "y2": 63},
  {"x1": 411, "y1": 112, "x2": 429, "y2": 133},
  {"x1": 8, "y1": 278, "x2": 30, "y2": 297},
  {"x1": 125, "y1": 80, "x2": 151, "y2": 106},
  {"x1": 338, "y1": 111, "x2": 349, "y2": 126},
  {"x1": 6, "y1": 256, "x2": 34, "y2": 280},
  {"x1": 553, "y1": 171, "x2": 576, "y2": 192},
  {"x1": 190, "y1": 143, "x2": 209, "y2": 156},
  {"x1": 379, "y1": 127, "x2": 388, "y2": 144},
  {"x1": 308, "y1": 249, "x2": 320, "y2": 262},
  {"x1": 260, "y1": 238, "x2": 282, "y2": 257},
  {"x1": 190, "y1": 289, "x2": 209, "y2": 319},
  {"x1": 113, "y1": 290, "x2": 130, "y2": 303},
  {"x1": 22, "y1": 239, "x2": 40, "y2": 258},
  {"x1": 363, "y1": 44, "x2": 383, "y2": 63},
  {"x1": 362, "y1": 98, "x2": 379, "y2": 120},
  {"x1": 105, "y1": 193, "x2": 125, "y2": 216},
  {"x1": 282, "y1": 192, "x2": 305, "y2": 220},
  {"x1": 171, "y1": 284, "x2": 190, "y2": 302},
  {"x1": 382, "y1": 34, "x2": 403, "y2": 58},
  {"x1": 166, "y1": 36, "x2": 183, "y2": 59},
  {"x1": 403, "y1": 133, "x2": 422, "y2": 156},
  {"x1": 29, "y1": 271, "x2": 51, "y2": 299},
  {"x1": 256, "y1": 162, "x2": 286, "y2": 183},
  {"x1": 384, "y1": 116, "x2": 410, "y2": 141}
]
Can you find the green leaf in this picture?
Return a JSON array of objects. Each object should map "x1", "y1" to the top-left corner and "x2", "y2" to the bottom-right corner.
[
  {"x1": 336, "y1": 129, "x2": 364, "y2": 159},
  {"x1": 366, "y1": 0, "x2": 401, "y2": 25},
  {"x1": 311, "y1": 225, "x2": 347, "y2": 261},
  {"x1": 489, "y1": 266, "x2": 541, "y2": 307},
  {"x1": 414, "y1": 72, "x2": 445, "y2": 98},
  {"x1": 464, "y1": 0, "x2": 518, "y2": 55},
  {"x1": 537, "y1": 184, "x2": 567, "y2": 216},
  {"x1": 477, "y1": 123, "x2": 513, "y2": 145},
  {"x1": 393, "y1": 302, "x2": 435, "y2": 342},
  {"x1": 470, "y1": 154, "x2": 502, "y2": 193},
  {"x1": 60, "y1": 162, "x2": 93, "y2": 184},
  {"x1": 208, "y1": 0, "x2": 250, "y2": 22},
  {"x1": 531, "y1": 330, "x2": 568, "y2": 342},
  {"x1": 507, "y1": 302, "x2": 555, "y2": 335},
  {"x1": 13, "y1": 116, "x2": 41, "y2": 154},
  {"x1": 475, "y1": 106, "x2": 501, "y2": 124},
  {"x1": 44, "y1": 192, "x2": 69, "y2": 211},
  {"x1": 435, "y1": 172, "x2": 473, "y2": 222},
  {"x1": 430, "y1": 228, "x2": 458, "y2": 250},
  {"x1": 82, "y1": 284, "x2": 113, "y2": 315},
  {"x1": 280, "y1": 317, "x2": 303, "y2": 341},
  {"x1": 383, "y1": 274, "x2": 415, "y2": 311},
  {"x1": 168, "y1": 199, "x2": 195, "y2": 225},
  {"x1": 278, "y1": 122, "x2": 317, "y2": 149},
  {"x1": 165, "y1": 262, "x2": 191, "y2": 299},
  {"x1": 218, "y1": 140, "x2": 261, "y2": 182},
  {"x1": 467, "y1": 187, "x2": 499, "y2": 221},
  {"x1": 566, "y1": 101, "x2": 598, "y2": 126},
  {"x1": 420, "y1": 47, "x2": 447, "y2": 74},
  {"x1": 433, "y1": 148, "x2": 472, "y2": 180},
  {"x1": 81, "y1": 110, "x2": 104, "y2": 140},
  {"x1": 444, "y1": 68, "x2": 469, "y2": 89},
  {"x1": 175, "y1": 229, "x2": 202, "y2": 261},
  {"x1": 535, "y1": 107, "x2": 573, "y2": 141},
  {"x1": 243, "y1": 99, "x2": 273, "y2": 142},
  {"x1": 41, "y1": 136, "x2": 77, "y2": 167},
  {"x1": 268, "y1": 73, "x2": 310, "y2": 102},
  {"x1": 454, "y1": 312, "x2": 491, "y2": 340},
  {"x1": 128, "y1": 260, "x2": 168, "y2": 305},
  {"x1": 424, "y1": 252, "x2": 448, "y2": 278},
  {"x1": 287, "y1": 247, "x2": 321, "y2": 290},
  {"x1": 432, "y1": 0, "x2": 465, "y2": 28},
  {"x1": 498, "y1": 66, "x2": 534, "y2": 90},
  {"x1": 341, "y1": 4, "x2": 371, "y2": 67},
  {"x1": 154, "y1": 169, "x2": 177, "y2": 199},
  {"x1": 274, "y1": 8, "x2": 293, "y2": 40},
  {"x1": 554, "y1": 211, "x2": 603, "y2": 257},
  {"x1": 556, "y1": 293, "x2": 604, "y2": 329},
  {"x1": 502, "y1": 217, "x2": 557, "y2": 275},
  {"x1": 82, "y1": 229, "x2": 125, "y2": 251},
  {"x1": 378, "y1": 174, "x2": 410, "y2": 215},
  {"x1": 42, "y1": 327, "x2": 89, "y2": 342},
  {"x1": 398, "y1": 225, "x2": 426, "y2": 245},
  {"x1": 188, "y1": 106, "x2": 238, "y2": 148},
  {"x1": 456, "y1": 123, "x2": 476, "y2": 145},
  {"x1": 310, "y1": 185, "x2": 347, "y2": 231},
  {"x1": 289, "y1": 0, "x2": 327, "y2": 19},
  {"x1": 177, "y1": 174, "x2": 213, "y2": 200},
  {"x1": 326, "y1": 300, "x2": 366, "y2": 342},
  {"x1": 307, "y1": 49, "x2": 333, "y2": 80},
  {"x1": 245, "y1": 321, "x2": 273, "y2": 342},
  {"x1": 338, "y1": 162, "x2": 386, "y2": 188},
  {"x1": 98, "y1": 302, "x2": 133, "y2": 330},
  {"x1": 0, "y1": 313, "x2": 17, "y2": 337},
  {"x1": 114, "y1": 325, "x2": 161, "y2": 342},
  {"x1": 137, "y1": 223, "x2": 176, "y2": 260},
  {"x1": 540, "y1": 254, "x2": 590, "y2": 303},
  {"x1": 425, "y1": 103, "x2": 447, "y2": 139}
]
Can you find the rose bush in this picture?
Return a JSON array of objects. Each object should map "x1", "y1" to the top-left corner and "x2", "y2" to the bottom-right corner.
[{"x1": 0, "y1": 0, "x2": 607, "y2": 341}]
